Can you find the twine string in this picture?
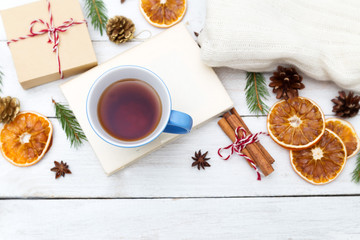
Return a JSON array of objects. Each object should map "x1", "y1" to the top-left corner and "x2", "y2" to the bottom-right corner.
[
  {"x1": 218, "y1": 127, "x2": 269, "y2": 181},
  {"x1": 133, "y1": 30, "x2": 152, "y2": 41}
]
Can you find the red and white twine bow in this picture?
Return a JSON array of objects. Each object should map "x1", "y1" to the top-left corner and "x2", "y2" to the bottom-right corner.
[
  {"x1": 218, "y1": 127, "x2": 269, "y2": 181},
  {"x1": 7, "y1": 0, "x2": 86, "y2": 79}
]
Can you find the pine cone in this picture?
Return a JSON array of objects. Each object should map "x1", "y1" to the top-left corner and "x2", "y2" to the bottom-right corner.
[
  {"x1": 0, "y1": 96, "x2": 20, "y2": 123},
  {"x1": 331, "y1": 91, "x2": 360, "y2": 118},
  {"x1": 269, "y1": 66, "x2": 305, "y2": 100},
  {"x1": 106, "y1": 16, "x2": 135, "y2": 44}
]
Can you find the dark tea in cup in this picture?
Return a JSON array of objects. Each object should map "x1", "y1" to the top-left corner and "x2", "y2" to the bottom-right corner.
[
  {"x1": 97, "y1": 79, "x2": 162, "y2": 141},
  {"x1": 87, "y1": 65, "x2": 192, "y2": 148}
]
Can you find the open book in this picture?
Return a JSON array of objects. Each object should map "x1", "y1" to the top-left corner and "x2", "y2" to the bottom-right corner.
[{"x1": 61, "y1": 24, "x2": 233, "y2": 175}]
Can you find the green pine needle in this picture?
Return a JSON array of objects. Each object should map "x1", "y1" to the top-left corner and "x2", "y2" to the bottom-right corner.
[
  {"x1": 52, "y1": 99, "x2": 87, "y2": 148},
  {"x1": 245, "y1": 72, "x2": 270, "y2": 116},
  {"x1": 352, "y1": 154, "x2": 360, "y2": 183},
  {"x1": 85, "y1": 0, "x2": 108, "y2": 36}
]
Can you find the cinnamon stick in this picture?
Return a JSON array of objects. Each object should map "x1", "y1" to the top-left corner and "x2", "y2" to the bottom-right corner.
[
  {"x1": 218, "y1": 117, "x2": 236, "y2": 142},
  {"x1": 218, "y1": 118, "x2": 253, "y2": 168},
  {"x1": 223, "y1": 112, "x2": 274, "y2": 176},
  {"x1": 230, "y1": 108, "x2": 275, "y2": 164}
]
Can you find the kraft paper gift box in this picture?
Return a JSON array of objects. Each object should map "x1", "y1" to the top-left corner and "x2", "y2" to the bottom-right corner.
[{"x1": 1, "y1": 0, "x2": 97, "y2": 89}]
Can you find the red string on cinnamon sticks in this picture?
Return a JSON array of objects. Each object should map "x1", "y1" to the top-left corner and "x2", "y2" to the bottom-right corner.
[{"x1": 218, "y1": 107, "x2": 275, "y2": 180}]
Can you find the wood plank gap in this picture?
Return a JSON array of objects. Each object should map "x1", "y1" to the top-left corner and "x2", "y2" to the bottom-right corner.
[
  {"x1": 219, "y1": 113, "x2": 339, "y2": 118},
  {"x1": 3, "y1": 194, "x2": 360, "y2": 200},
  {"x1": 0, "y1": 39, "x2": 143, "y2": 43},
  {"x1": 46, "y1": 113, "x2": 340, "y2": 119}
]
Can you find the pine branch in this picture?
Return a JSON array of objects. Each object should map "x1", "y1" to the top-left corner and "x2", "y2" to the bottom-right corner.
[
  {"x1": 52, "y1": 99, "x2": 87, "y2": 148},
  {"x1": 245, "y1": 72, "x2": 270, "y2": 116},
  {"x1": 84, "y1": 0, "x2": 108, "y2": 36},
  {"x1": 352, "y1": 153, "x2": 360, "y2": 183}
]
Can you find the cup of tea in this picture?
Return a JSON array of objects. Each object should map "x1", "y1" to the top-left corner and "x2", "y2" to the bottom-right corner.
[{"x1": 86, "y1": 65, "x2": 193, "y2": 148}]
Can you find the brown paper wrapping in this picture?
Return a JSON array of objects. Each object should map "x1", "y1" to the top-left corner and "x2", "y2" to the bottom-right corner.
[{"x1": 1, "y1": 0, "x2": 98, "y2": 89}]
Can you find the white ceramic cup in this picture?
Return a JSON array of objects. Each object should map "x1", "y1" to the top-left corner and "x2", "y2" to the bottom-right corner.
[{"x1": 86, "y1": 65, "x2": 193, "y2": 148}]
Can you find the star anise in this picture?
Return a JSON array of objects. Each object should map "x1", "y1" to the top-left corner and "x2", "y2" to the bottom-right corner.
[
  {"x1": 191, "y1": 150, "x2": 211, "y2": 170},
  {"x1": 51, "y1": 161, "x2": 72, "y2": 179}
]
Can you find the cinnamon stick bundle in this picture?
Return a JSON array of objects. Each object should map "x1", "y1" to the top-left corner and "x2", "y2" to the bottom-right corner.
[
  {"x1": 230, "y1": 108, "x2": 275, "y2": 164},
  {"x1": 218, "y1": 118, "x2": 253, "y2": 168},
  {"x1": 218, "y1": 108, "x2": 274, "y2": 176}
]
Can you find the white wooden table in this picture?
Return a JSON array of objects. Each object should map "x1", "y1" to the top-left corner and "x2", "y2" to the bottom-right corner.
[{"x1": 1, "y1": 1, "x2": 360, "y2": 239}]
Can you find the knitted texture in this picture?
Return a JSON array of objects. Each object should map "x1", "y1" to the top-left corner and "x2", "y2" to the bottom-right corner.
[{"x1": 198, "y1": 0, "x2": 360, "y2": 91}]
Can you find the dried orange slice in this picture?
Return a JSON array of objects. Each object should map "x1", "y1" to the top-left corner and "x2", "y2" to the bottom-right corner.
[
  {"x1": 0, "y1": 112, "x2": 53, "y2": 167},
  {"x1": 325, "y1": 118, "x2": 360, "y2": 158},
  {"x1": 140, "y1": 0, "x2": 187, "y2": 28},
  {"x1": 290, "y1": 129, "x2": 347, "y2": 185},
  {"x1": 267, "y1": 97, "x2": 325, "y2": 150}
]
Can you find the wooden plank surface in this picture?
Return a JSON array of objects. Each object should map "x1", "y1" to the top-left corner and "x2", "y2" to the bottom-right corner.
[
  {"x1": 1, "y1": 114, "x2": 360, "y2": 198},
  {"x1": 1, "y1": 197, "x2": 359, "y2": 239},
  {"x1": 1, "y1": 0, "x2": 360, "y2": 239},
  {"x1": 0, "y1": 0, "x2": 358, "y2": 199}
]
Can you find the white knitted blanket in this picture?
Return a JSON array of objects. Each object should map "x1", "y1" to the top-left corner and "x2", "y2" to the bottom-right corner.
[{"x1": 198, "y1": 0, "x2": 360, "y2": 91}]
